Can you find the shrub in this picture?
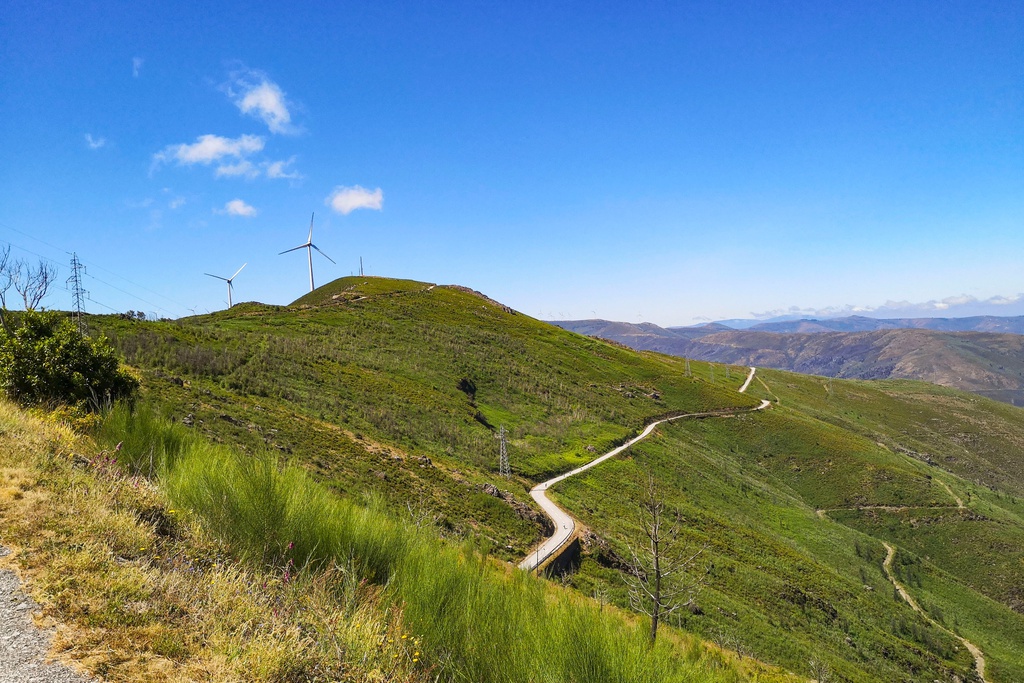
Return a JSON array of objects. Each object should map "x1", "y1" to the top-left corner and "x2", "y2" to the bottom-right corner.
[{"x1": 0, "y1": 310, "x2": 138, "y2": 409}]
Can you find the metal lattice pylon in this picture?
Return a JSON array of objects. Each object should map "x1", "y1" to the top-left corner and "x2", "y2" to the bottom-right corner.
[
  {"x1": 498, "y1": 425, "x2": 510, "y2": 479},
  {"x1": 67, "y1": 252, "x2": 88, "y2": 335}
]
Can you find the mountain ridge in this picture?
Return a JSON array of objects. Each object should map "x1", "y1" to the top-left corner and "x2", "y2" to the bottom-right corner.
[{"x1": 554, "y1": 318, "x2": 1024, "y2": 405}]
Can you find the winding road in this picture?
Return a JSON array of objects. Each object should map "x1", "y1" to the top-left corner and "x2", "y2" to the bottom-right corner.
[
  {"x1": 520, "y1": 367, "x2": 767, "y2": 572},
  {"x1": 882, "y1": 542, "x2": 987, "y2": 682}
]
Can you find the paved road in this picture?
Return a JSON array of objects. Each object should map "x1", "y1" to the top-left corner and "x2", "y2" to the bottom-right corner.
[
  {"x1": 520, "y1": 367, "x2": 766, "y2": 572},
  {"x1": 0, "y1": 546, "x2": 93, "y2": 683}
]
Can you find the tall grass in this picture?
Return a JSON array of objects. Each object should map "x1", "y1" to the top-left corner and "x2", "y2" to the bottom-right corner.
[{"x1": 96, "y1": 403, "x2": 745, "y2": 683}]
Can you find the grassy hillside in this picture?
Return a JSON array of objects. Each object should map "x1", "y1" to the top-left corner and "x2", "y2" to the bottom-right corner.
[
  {"x1": 0, "y1": 400, "x2": 793, "y2": 683},
  {"x1": 92, "y1": 277, "x2": 753, "y2": 561},
  {"x1": 84, "y1": 276, "x2": 1024, "y2": 682}
]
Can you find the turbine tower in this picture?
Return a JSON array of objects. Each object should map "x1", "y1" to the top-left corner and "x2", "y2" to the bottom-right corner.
[
  {"x1": 280, "y1": 213, "x2": 336, "y2": 292},
  {"x1": 204, "y1": 263, "x2": 246, "y2": 308}
]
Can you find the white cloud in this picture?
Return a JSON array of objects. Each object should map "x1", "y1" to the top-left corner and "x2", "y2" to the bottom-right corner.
[
  {"x1": 169, "y1": 197, "x2": 186, "y2": 209},
  {"x1": 133, "y1": 57, "x2": 144, "y2": 78},
  {"x1": 216, "y1": 160, "x2": 260, "y2": 179},
  {"x1": 153, "y1": 134, "x2": 265, "y2": 170},
  {"x1": 264, "y1": 157, "x2": 301, "y2": 179},
  {"x1": 85, "y1": 133, "x2": 106, "y2": 149},
  {"x1": 747, "y1": 292, "x2": 1024, "y2": 321},
  {"x1": 226, "y1": 68, "x2": 295, "y2": 134},
  {"x1": 326, "y1": 185, "x2": 384, "y2": 215},
  {"x1": 219, "y1": 199, "x2": 258, "y2": 217}
]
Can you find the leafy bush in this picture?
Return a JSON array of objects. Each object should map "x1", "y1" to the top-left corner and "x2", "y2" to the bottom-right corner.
[{"x1": 0, "y1": 310, "x2": 138, "y2": 409}]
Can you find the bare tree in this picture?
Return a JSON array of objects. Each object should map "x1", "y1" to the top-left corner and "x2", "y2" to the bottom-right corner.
[
  {"x1": 624, "y1": 473, "x2": 709, "y2": 645},
  {"x1": 809, "y1": 657, "x2": 833, "y2": 683},
  {"x1": 0, "y1": 246, "x2": 14, "y2": 333},
  {"x1": 13, "y1": 259, "x2": 56, "y2": 311}
]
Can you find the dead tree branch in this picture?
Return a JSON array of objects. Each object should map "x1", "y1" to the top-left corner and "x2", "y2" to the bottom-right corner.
[
  {"x1": 624, "y1": 473, "x2": 709, "y2": 645},
  {"x1": 0, "y1": 246, "x2": 13, "y2": 333},
  {"x1": 13, "y1": 259, "x2": 56, "y2": 311}
]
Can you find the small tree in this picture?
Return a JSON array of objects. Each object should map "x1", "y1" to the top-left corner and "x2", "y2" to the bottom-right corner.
[
  {"x1": 0, "y1": 251, "x2": 56, "y2": 333},
  {"x1": 809, "y1": 657, "x2": 833, "y2": 682},
  {"x1": 0, "y1": 310, "x2": 138, "y2": 409},
  {"x1": 0, "y1": 246, "x2": 14, "y2": 333},
  {"x1": 624, "y1": 473, "x2": 709, "y2": 645},
  {"x1": 14, "y1": 259, "x2": 56, "y2": 311}
]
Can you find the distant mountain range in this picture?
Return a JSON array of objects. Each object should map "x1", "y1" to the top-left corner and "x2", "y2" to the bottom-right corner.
[
  {"x1": 553, "y1": 315, "x2": 1024, "y2": 405},
  {"x1": 693, "y1": 314, "x2": 1024, "y2": 334}
]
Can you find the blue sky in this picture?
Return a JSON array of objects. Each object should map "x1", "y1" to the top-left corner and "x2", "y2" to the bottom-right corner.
[{"x1": 1, "y1": 1, "x2": 1021, "y2": 325}]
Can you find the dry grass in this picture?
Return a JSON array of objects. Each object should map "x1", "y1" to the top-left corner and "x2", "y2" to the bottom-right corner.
[{"x1": 0, "y1": 400, "x2": 428, "y2": 682}]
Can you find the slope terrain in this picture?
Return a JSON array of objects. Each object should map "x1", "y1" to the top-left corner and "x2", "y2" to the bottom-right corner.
[
  {"x1": 554, "y1": 319, "x2": 1024, "y2": 405},
  {"x1": 85, "y1": 276, "x2": 1024, "y2": 682}
]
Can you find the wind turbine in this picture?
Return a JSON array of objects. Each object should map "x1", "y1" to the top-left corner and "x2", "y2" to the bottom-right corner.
[
  {"x1": 280, "y1": 212, "x2": 336, "y2": 292},
  {"x1": 204, "y1": 263, "x2": 246, "y2": 308}
]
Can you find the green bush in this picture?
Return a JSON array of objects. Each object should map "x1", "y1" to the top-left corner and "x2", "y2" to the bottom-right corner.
[{"x1": 0, "y1": 311, "x2": 138, "y2": 409}]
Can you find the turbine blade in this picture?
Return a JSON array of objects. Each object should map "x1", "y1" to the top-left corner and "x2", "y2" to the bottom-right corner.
[
  {"x1": 205, "y1": 273, "x2": 228, "y2": 281},
  {"x1": 310, "y1": 243, "x2": 336, "y2": 264},
  {"x1": 308, "y1": 213, "x2": 314, "y2": 243},
  {"x1": 230, "y1": 263, "x2": 247, "y2": 280},
  {"x1": 279, "y1": 244, "x2": 308, "y2": 255}
]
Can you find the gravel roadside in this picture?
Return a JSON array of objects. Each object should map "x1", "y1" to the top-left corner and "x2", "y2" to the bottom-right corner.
[{"x1": 0, "y1": 545, "x2": 94, "y2": 683}]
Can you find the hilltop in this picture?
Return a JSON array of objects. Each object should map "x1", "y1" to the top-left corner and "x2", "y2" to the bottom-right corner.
[{"x1": 76, "y1": 276, "x2": 1024, "y2": 682}]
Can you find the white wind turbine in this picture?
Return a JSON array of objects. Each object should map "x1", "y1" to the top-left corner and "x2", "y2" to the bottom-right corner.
[
  {"x1": 204, "y1": 263, "x2": 247, "y2": 308},
  {"x1": 279, "y1": 213, "x2": 336, "y2": 292}
]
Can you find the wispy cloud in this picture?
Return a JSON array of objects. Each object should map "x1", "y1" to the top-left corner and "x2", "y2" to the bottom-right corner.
[
  {"x1": 132, "y1": 57, "x2": 144, "y2": 78},
  {"x1": 152, "y1": 134, "x2": 265, "y2": 171},
  {"x1": 264, "y1": 157, "x2": 302, "y2": 180},
  {"x1": 215, "y1": 160, "x2": 260, "y2": 179},
  {"x1": 169, "y1": 197, "x2": 186, "y2": 209},
  {"x1": 218, "y1": 199, "x2": 258, "y2": 217},
  {"x1": 326, "y1": 185, "x2": 384, "y2": 215},
  {"x1": 225, "y1": 68, "x2": 296, "y2": 134},
  {"x1": 85, "y1": 133, "x2": 106, "y2": 149}
]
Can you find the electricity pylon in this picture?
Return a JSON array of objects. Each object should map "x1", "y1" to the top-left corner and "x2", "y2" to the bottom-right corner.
[
  {"x1": 498, "y1": 425, "x2": 510, "y2": 479},
  {"x1": 67, "y1": 252, "x2": 88, "y2": 335}
]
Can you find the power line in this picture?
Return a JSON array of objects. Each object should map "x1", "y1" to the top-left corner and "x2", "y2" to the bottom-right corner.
[
  {"x1": 0, "y1": 219, "x2": 70, "y2": 258},
  {"x1": 83, "y1": 271, "x2": 175, "y2": 317},
  {"x1": 0, "y1": 219, "x2": 192, "y2": 316},
  {"x1": 86, "y1": 296, "x2": 119, "y2": 313},
  {"x1": 0, "y1": 238, "x2": 68, "y2": 272}
]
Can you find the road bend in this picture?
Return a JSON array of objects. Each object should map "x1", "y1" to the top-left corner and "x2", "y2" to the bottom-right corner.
[
  {"x1": 520, "y1": 366, "x2": 766, "y2": 572},
  {"x1": 883, "y1": 543, "x2": 987, "y2": 682}
]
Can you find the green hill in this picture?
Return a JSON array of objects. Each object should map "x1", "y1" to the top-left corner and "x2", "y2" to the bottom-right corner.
[{"x1": 87, "y1": 276, "x2": 1024, "y2": 682}]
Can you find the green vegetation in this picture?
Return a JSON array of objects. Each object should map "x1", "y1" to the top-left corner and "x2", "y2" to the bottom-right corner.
[
  {"x1": 91, "y1": 402, "x2": 793, "y2": 682},
  {"x1": 552, "y1": 418, "x2": 979, "y2": 682},
  {"x1": 0, "y1": 310, "x2": 137, "y2": 410},
  {"x1": 0, "y1": 400, "x2": 426, "y2": 682},
  {"x1": 74, "y1": 276, "x2": 1024, "y2": 682},
  {"x1": 91, "y1": 278, "x2": 752, "y2": 560}
]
